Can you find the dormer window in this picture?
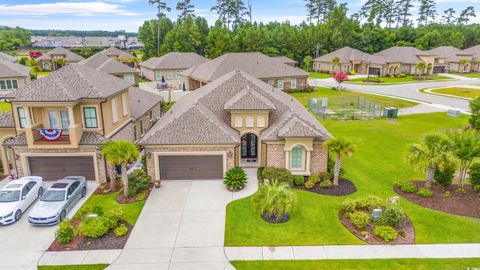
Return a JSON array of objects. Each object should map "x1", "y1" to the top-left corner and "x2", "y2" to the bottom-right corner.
[
  {"x1": 234, "y1": 116, "x2": 243, "y2": 128},
  {"x1": 246, "y1": 117, "x2": 254, "y2": 128}
]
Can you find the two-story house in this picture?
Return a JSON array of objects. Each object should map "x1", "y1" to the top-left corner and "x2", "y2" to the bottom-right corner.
[
  {"x1": 38, "y1": 47, "x2": 84, "y2": 71},
  {"x1": 140, "y1": 69, "x2": 331, "y2": 182},
  {"x1": 1, "y1": 64, "x2": 162, "y2": 182}
]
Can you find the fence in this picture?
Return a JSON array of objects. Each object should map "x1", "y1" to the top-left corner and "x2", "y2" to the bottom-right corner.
[{"x1": 309, "y1": 96, "x2": 384, "y2": 120}]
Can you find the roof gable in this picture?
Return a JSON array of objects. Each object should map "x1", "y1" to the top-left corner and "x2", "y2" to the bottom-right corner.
[
  {"x1": 0, "y1": 52, "x2": 17, "y2": 62},
  {"x1": 38, "y1": 47, "x2": 84, "y2": 61},
  {"x1": 224, "y1": 86, "x2": 276, "y2": 111},
  {"x1": 278, "y1": 116, "x2": 323, "y2": 138},
  {"x1": 0, "y1": 59, "x2": 30, "y2": 78},
  {"x1": 140, "y1": 52, "x2": 207, "y2": 70}
]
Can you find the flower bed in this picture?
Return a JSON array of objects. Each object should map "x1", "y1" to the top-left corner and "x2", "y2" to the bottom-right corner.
[{"x1": 294, "y1": 178, "x2": 356, "y2": 196}]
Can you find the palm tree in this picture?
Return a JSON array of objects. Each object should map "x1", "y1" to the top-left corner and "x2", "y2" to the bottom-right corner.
[
  {"x1": 148, "y1": 0, "x2": 172, "y2": 55},
  {"x1": 459, "y1": 58, "x2": 469, "y2": 73},
  {"x1": 406, "y1": 133, "x2": 453, "y2": 188},
  {"x1": 325, "y1": 138, "x2": 355, "y2": 186},
  {"x1": 100, "y1": 140, "x2": 140, "y2": 196},
  {"x1": 415, "y1": 62, "x2": 426, "y2": 79},
  {"x1": 332, "y1": 56, "x2": 341, "y2": 72},
  {"x1": 448, "y1": 130, "x2": 480, "y2": 188},
  {"x1": 471, "y1": 60, "x2": 479, "y2": 72}
]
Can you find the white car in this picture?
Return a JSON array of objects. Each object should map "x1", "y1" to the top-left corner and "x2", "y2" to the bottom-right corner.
[
  {"x1": 28, "y1": 176, "x2": 87, "y2": 225},
  {"x1": 0, "y1": 177, "x2": 44, "y2": 225}
]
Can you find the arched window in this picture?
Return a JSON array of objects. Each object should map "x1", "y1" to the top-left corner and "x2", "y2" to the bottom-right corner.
[
  {"x1": 246, "y1": 116, "x2": 254, "y2": 128},
  {"x1": 234, "y1": 116, "x2": 243, "y2": 128},
  {"x1": 257, "y1": 116, "x2": 266, "y2": 128},
  {"x1": 389, "y1": 66, "x2": 394, "y2": 74},
  {"x1": 291, "y1": 145, "x2": 306, "y2": 170}
]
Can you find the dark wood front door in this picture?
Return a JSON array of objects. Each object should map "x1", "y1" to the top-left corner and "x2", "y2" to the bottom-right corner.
[
  {"x1": 28, "y1": 156, "x2": 96, "y2": 181},
  {"x1": 158, "y1": 155, "x2": 223, "y2": 180},
  {"x1": 241, "y1": 133, "x2": 258, "y2": 159}
]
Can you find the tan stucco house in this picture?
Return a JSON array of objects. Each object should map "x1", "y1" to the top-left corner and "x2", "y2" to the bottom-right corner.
[
  {"x1": 0, "y1": 58, "x2": 31, "y2": 91},
  {"x1": 79, "y1": 53, "x2": 139, "y2": 84},
  {"x1": 139, "y1": 52, "x2": 208, "y2": 88},
  {"x1": 0, "y1": 111, "x2": 16, "y2": 175},
  {"x1": 38, "y1": 47, "x2": 84, "y2": 71},
  {"x1": 1, "y1": 64, "x2": 162, "y2": 182},
  {"x1": 463, "y1": 45, "x2": 480, "y2": 73},
  {"x1": 426, "y1": 46, "x2": 474, "y2": 73},
  {"x1": 313, "y1": 46, "x2": 381, "y2": 74},
  {"x1": 140, "y1": 69, "x2": 331, "y2": 182},
  {"x1": 372, "y1": 46, "x2": 437, "y2": 75},
  {"x1": 99, "y1": 47, "x2": 136, "y2": 68},
  {"x1": 182, "y1": 52, "x2": 309, "y2": 91}
]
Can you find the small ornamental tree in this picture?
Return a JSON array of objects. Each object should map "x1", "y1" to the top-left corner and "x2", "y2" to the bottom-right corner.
[
  {"x1": 332, "y1": 71, "x2": 349, "y2": 90},
  {"x1": 470, "y1": 96, "x2": 480, "y2": 132},
  {"x1": 303, "y1": 56, "x2": 313, "y2": 72}
]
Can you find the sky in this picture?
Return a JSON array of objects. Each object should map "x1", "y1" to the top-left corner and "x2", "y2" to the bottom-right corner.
[{"x1": 0, "y1": 0, "x2": 478, "y2": 32}]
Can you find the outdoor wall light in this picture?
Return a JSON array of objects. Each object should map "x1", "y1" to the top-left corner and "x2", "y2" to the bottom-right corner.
[
  {"x1": 146, "y1": 151, "x2": 152, "y2": 159},
  {"x1": 227, "y1": 150, "x2": 233, "y2": 158},
  {"x1": 14, "y1": 154, "x2": 20, "y2": 161}
]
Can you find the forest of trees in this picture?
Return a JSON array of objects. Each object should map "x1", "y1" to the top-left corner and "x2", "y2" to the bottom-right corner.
[
  {"x1": 139, "y1": 0, "x2": 480, "y2": 67},
  {"x1": 0, "y1": 26, "x2": 32, "y2": 52},
  {"x1": 29, "y1": 29, "x2": 138, "y2": 37}
]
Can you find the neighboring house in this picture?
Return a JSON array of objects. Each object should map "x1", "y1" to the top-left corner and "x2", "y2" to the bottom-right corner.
[
  {"x1": 0, "y1": 52, "x2": 17, "y2": 63},
  {"x1": 313, "y1": 46, "x2": 380, "y2": 74},
  {"x1": 274, "y1": 56, "x2": 297, "y2": 67},
  {"x1": 0, "y1": 59, "x2": 31, "y2": 91},
  {"x1": 139, "y1": 52, "x2": 208, "y2": 89},
  {"x1": 140, "y1": 69, "x2": 331, "y2": 182},
  {"x1": 182, "y1": 52, "x2": 309, "y2": 91},
  {"x1": 426, "y1": 46, "x2": 474, "y2": 73},
  {"x1": 37, "y1": 47, "x2": 84, "y2": 71},
  {"x1": 99, "y1": 47, "x2": 136, "y2": 68},
  {"x1": 0, "y1": 111, "x2": 16, "y2": 175},
  {"x1": 463, "y1": 45, "x2": 480, "y2": 72},
  {"x1": 79, "y1": 53, "x2": 138, "y2": 84},
  {"x1": 373, "y1": 46, "x2": 437, "y2": 75},
  {"x1": 1, "y1": 64, "x2": 161, "y2": 182}
]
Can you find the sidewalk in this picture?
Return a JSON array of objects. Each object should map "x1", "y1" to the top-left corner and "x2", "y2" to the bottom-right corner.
[{"x1": 225, "y1": 244, "x2": 480, "y2": 261}]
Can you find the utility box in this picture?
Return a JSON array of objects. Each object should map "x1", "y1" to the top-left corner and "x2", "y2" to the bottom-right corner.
[
  {"x1": 447, "y1": 109, "x2": 461, "y2": 117},
  {"x1": 383, "y1": 107, "x2": 398, "y2": 119}
]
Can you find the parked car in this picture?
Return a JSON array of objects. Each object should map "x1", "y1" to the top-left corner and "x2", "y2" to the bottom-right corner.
[
  {"x1": 28, "y1": 176, "x2": 87, "y2": 225},
  {"x1": 0, "y1": 176, "x2": 44, "y2": 225}
]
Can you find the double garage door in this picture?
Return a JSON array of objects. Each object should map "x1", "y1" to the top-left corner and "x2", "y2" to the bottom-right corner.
[
  {"x1": 28, "y1": 156, "x2": 96, "y2": 181},
  {"x1": 158, "y1": 155, "x2": 223, "y2": 180}
]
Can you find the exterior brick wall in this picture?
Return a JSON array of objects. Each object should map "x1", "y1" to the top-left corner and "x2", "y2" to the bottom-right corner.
[
  {"x1": 310, "y1": 142, "x2": 328, "y2": 173},
  {"x1": 265, "y1": 143, "x2": 285, "y2": 168}
]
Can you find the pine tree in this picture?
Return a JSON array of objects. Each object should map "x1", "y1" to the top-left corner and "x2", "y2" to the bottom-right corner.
[
  {"x1": 148, "y1": 0, "x2": 172, "y2": 55},
  {"x1": 457, "y1": 6, "x2": 476, "y2": 25},
  {"x1": 396, "y1": 0, "x2": 414, "y2": 27},
  {"x1": 360, "y1": 0, "x2": 386, "y2": 26},
  {"x1": 211, "y1": 0, "x2": 250, "y2": 29},
  {"x1": 441, "y1": 8, "x2": 456, "y2": 25},
  {"x1": 176, "y1": 0, "x2": 195, "y2": 19},
  {"x1": 418, "y1": 0, "x2": 436, "y2": 25}
]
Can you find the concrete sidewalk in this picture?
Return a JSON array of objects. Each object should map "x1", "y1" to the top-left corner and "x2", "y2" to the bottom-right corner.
[{"x1": 225, "y1": 244, "x2": 480, "y2": 261}]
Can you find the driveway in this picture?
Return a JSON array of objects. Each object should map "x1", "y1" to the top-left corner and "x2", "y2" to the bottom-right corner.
[
  {"x1": 108, "y1": 168, "x2": 258, "y2": 270},
  {"x1": 0, "y1": 178, "x2": 98, "y2": 270}
]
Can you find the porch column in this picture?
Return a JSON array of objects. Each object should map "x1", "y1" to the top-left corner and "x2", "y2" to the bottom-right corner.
[
  {"x1": 22, "y1": 107, "x2": 31, "y2": 127},
  {"x1": 306, "y1": 150, "x2": 312, "y2": 174},
  {"x1": 67, "y1": 106, "x2": 75, "y2": 125},
  {"x1": 285, "y1": 150, "x2": 290, "y2": 170}
]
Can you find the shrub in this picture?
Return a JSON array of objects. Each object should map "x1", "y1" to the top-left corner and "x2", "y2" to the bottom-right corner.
[
  {"x1": 318, "y1": 172, "x2": 332, "y2": 182},
  {"x1": 257, "y1": 167, "x2": 264, "y2": 183},
  {"x1": 341, "y1": 196, "x2": 384, "y2": 214},
  {"x1": 417, "y1": 188, "x2": 432, "y2": 197},
  {"x1": 251, "y1": 183, "x2": 297, "y2": 220},
  {"x1": 349, "y1": 211, "x2": 370, "y2": 229},
  {"x1": 380, "y1": 205, "x2": 405, "y2": 228},
  {"x1": 319, "y1": 179, "x2": 333, "y2": 188},
  {"x1": 341, "y1": 198, "x2": 357, "y2": 213},
  {"x1": 469, "y1": 163, "x2": 480, "y2": 187},
  {"x1": 262, "y1": 167, "x2": 294, "y2": 186},
  {"x1": 56, "y1": 219, "x2": 75, "y2": 244},
  {"x1": 293, "y1": 176, "x2": 305, "y2": 186},
  {"x1": 262, "y1": 167, "x2": 278, "y2": 181},
  {"x1": 80, "y1": 218, "x2": 110, "y2": 238},
  {"x1": 114, "y1": 224, "x2": 128, "y2": 237},
  {"x1": 397, "y1": 181, "x2": 417, "y2": 193},
  {"x1": 434, "y1": 162, "x2": 456, "y2": 187},
  {"x1": 92, "y1": 206, "x2": 104, "y2": 216},
  {"x1": 224, "y1": 167, "x2": 248, "y2": 191},
  {"x1": 102, "y1": 208, "x2": 124, "y2": 230},
  {"x1": 305, "y1": 179, "x2": 315, "y2": 189},
  {"x1": 128, "y1": 169, "x2": 150, "y2": 197},
  {"x1": 308, "y1": 174, "x2": 320, "y2": 184},
  {"x1": 374, "y1": 226, "x2": 398, "y2": 242}
]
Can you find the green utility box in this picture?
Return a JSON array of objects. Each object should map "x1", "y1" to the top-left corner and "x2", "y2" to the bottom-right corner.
[{"x1": 383, "y1": 107, "x2": 398, "y2": 119}]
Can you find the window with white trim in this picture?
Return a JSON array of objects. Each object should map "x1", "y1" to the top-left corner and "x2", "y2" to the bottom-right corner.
[
  {"x1": 112, "y1": 98, "x2": 118, "y2": 123},
  {"x1": 246, "y1": 116, "x2": 254, "y2": 128},
  {"x1": 167, "y1": 71, "x2": 173, "y2": 80},
  {"x1": 17, "y1": 107, "x2": 27, "y2": 128},
  {"x1": 155, "y1": 71, "x2": 163, "y2": 81},
  {"x1": 290, "y1": 79, "x2": 297, "y2": 89},
  {"x1": 83, "y1": 107, "x2": 98, "y2": 128},
  {"x1": 291, "y1": 145, "x2": 306, "y2": 170},
  {"x1": 121, "y1": 93, "x2": 128, "y2": 116},
  {"x1": 0, "y1": 80, "x2": 18, "y2": 90},
  {"x1": 176, "y1": 70, "x2": 182, "y2": 79},
  {"x1": 257, "y1": 116, "x2": 266, "y2": 128},
  {"x1": 234, "y1": 116, "x2": 243, "y2": 128},
  {"x1": 277, "y1": 80, "x2": 284, "y2": 90},
  {"x1": 123, "y1": 74, "x2": 135, "y2": 83}
]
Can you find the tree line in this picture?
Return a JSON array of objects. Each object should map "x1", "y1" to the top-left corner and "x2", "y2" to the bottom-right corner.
[
  {"x1": 29, "y1": 29, "x2": 138, "y2": 37},
  {"x1": 0, "y1": 26, "x2": 31, "y2": 52},
  {"x1": 139, "y1": 0, "x2": 480, "y2": 67}
]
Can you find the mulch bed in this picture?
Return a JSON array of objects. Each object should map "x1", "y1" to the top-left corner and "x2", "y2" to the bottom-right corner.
[
  {"x1": 94, "y1": 182, "x2": 122, "y2": 195},
  {"x1": 49, "y1": 221, "x2": 133, "y2": 251},
  {"x1": 293, "y1": 178, "x2": 357, "y2": 196},
  {"x1": 261, "y1": 212, "x2": 290, "y2": 223},
  {"x1": 394, "y1": 181, "x2": 480, "y2": 219},
  {"x1": 116, "y1": 183, "x2": 154, "y2": 204},
  {"x1": 340, "y1": 213, "x2": 415, "y2": 244}
]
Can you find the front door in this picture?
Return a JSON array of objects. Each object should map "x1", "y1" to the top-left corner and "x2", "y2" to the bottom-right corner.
[{"x1": 241, "y1": 133, "x2": 258, "y2": 159}]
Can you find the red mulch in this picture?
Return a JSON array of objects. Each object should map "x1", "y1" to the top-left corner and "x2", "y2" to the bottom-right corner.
[
  {"x1": 293, "y1": 178, "x2": 357, "y2": 196},
  {"x1": 340, "y1": 213, "x2": 415, "y2": 244},
  {"x1": 394, "y1": 181, "x2": 480, "y2": 219}
]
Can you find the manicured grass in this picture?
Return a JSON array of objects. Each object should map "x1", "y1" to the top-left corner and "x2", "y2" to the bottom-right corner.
[
  {"x1": 73, "y1": 191, "x2": 145, "y2": 225},
  {"x1": 347, "y1": 75, "x2": 451, "y2": 85},
  {"x1": 231, "y1": 258, "x2": 480, "y2": 270},
  {"x1": 309, "y1": 72, "x2": 331, "y2": 79},
  {"x1": 38, "y1": 265, "x2": 108, "y2": 270},
  {"x1": 225, "y1": 113, "x2": 480, "y2": 246},
  {"x1": 0, "y1": 102, "x2": 11, "y2": 113},
  {"x1": 431, "y1": 87, "x2": 480, "y2": 99},
  {"x1": 290, "y1": 87, "x2": 417, "y2": 109},
  {"x1": 449, "y1": 72, "x2": 480, "y2": 78}
]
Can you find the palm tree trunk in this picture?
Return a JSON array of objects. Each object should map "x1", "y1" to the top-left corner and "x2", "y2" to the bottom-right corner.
[
  {"x1": 109, "y1": 166, "x2": 116, "y2": 191},
  {"x1": 122, "y1": 164, "x2": 128, "y2": 197},
  {"x1": 425, "y1": 165, "x2": 435, "y2": 188},
  {"x1": 334, "y1": 156, "x2": 341, "y2": 186}
]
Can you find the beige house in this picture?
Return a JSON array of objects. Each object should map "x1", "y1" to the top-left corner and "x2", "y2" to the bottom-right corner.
[
  {"x1": 79, "y1": 53, "x2": 138, "y2": 84},
  {"x1": 0, "y1": 59, "x2": 31, "y2": 91},
  {"x1": 373, "y1": 46, "x2": 437, "y2": 75},
  {"x1": 0, "y1": 111, "x2": 16, "y2": 175},
  {"x1": 139, "y1": 52, "x2": 207, "y2": 88},
  {"x1": 313, "y1": 46, "x2": 379, "y2": 74},
  {"x1": 99, "y1": 47, "x2": 136, "y2": 68},
  {"x1": 463, "y1": 45, "x2": 480, "y2": 72},
  {"x1": 38, "y1": 47, "x2": 84, "y2": 71},
  {"x1": 426, "y1": 46, "x2": 474, "y2": 73},
  {"x1": 140, "y1": 69, "x2": 331, "y2": 182},
  {"x1": 0, "y1": 52, "x2": 17, "y2": 63},
  {"x1": 182, "y1": 52, "x2": 309, "y2": 91},
  {"x1": 1, "y1": 64, "x2": 162, "y2": 182}
]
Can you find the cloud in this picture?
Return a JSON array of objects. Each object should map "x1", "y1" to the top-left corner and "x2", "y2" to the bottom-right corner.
[{"x1": 0, "y1": 2, "x2": 138, "y2": 16}]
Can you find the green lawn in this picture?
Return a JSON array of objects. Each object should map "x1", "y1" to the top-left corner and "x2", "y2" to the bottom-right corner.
[
  {"x1": 449, "y1": 72, "x2": 480, "y2": 78},
  {"x1": 0, "y1": 102, "x2": 11, "y2": 113},
  {"x1": 309, "y1": 72, "x2": 331, "y2": 79},
  {"x1": 74, "y1": 191, "x2": 145, "y2": 225},
  {"x1": 347, "y1": 75, "x2": 451, "y2": 85},
  {"x1": 231, "y1": 258, "x2": 480, "y2": 270},
  {"x1": 225, "y1": 113, "x2": 480, "y2": 246},
  {"x1": 290, "y1": 87, "x2": 417, "y2": 109},
  {"x1": 38, "y1": 265, "x2": 108, "y2": 270},
  {"x1": 430, "y1": 87, "x2": 480, "y2": 99}
]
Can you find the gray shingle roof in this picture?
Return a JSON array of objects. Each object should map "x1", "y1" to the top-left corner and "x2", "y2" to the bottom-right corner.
[
  {"x1": 140, "y1": 52, "x2": 207, "y2": 70},
  {"x1": 0, "y1": 59, "x2": 30, "y2": 78},
  {"x1": 101, "y1": 47, "x2": 134, "y2": 59},
  {"x1": 277, "y1": 116, "x2": 323, "y2": 137},
  {"x1": 79, "y1": 53, "x2": 137, "y2": 75},
  {"x1": 426, "y1": 46, "x2": 473, "y2": 63},
  {"x1": 0, "y1": 111, "x2": 14, "y2": 128},
  {"x1": 129, "y1": 87, "x2": 163, "y2": 119},
  {"x1": 0, "y1": 52, "x2": 17, "y2": 62},
  {"x1": 224, "y1": 86, "x2": 276, "y2": 111},
  {"x1": 182, "y1": 52, "x2": 308, "y2": 82},
  {"x1": 373, "y1": 46, "x2": 433, "y2": 64},
  {"x1": 140, "y1": 69, "x2": 330, "y2": 145},
  {"x1": 463, "y1": 45, "x2": 480, "y2": 60},
  {"x1": 2, "y1": 64, "x2": 133, "y2": 102},
  {"x1": 38, "y1": 47, "x2": 84, "y2": 62},
  {"x1": 274, "y1": 56, "x2": 297, "y2": 64},
  {"x1": 314, "y1": 47, "x2": 371, "y2": 63}
]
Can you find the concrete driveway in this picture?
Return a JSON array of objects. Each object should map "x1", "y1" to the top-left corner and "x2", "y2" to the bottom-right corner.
[
  {"x1": 0, "y1": 178, "x2": 98, "y2": 270},
  {"x1": 109, "y1": 169, "x2": 258, "y2": 270}
]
